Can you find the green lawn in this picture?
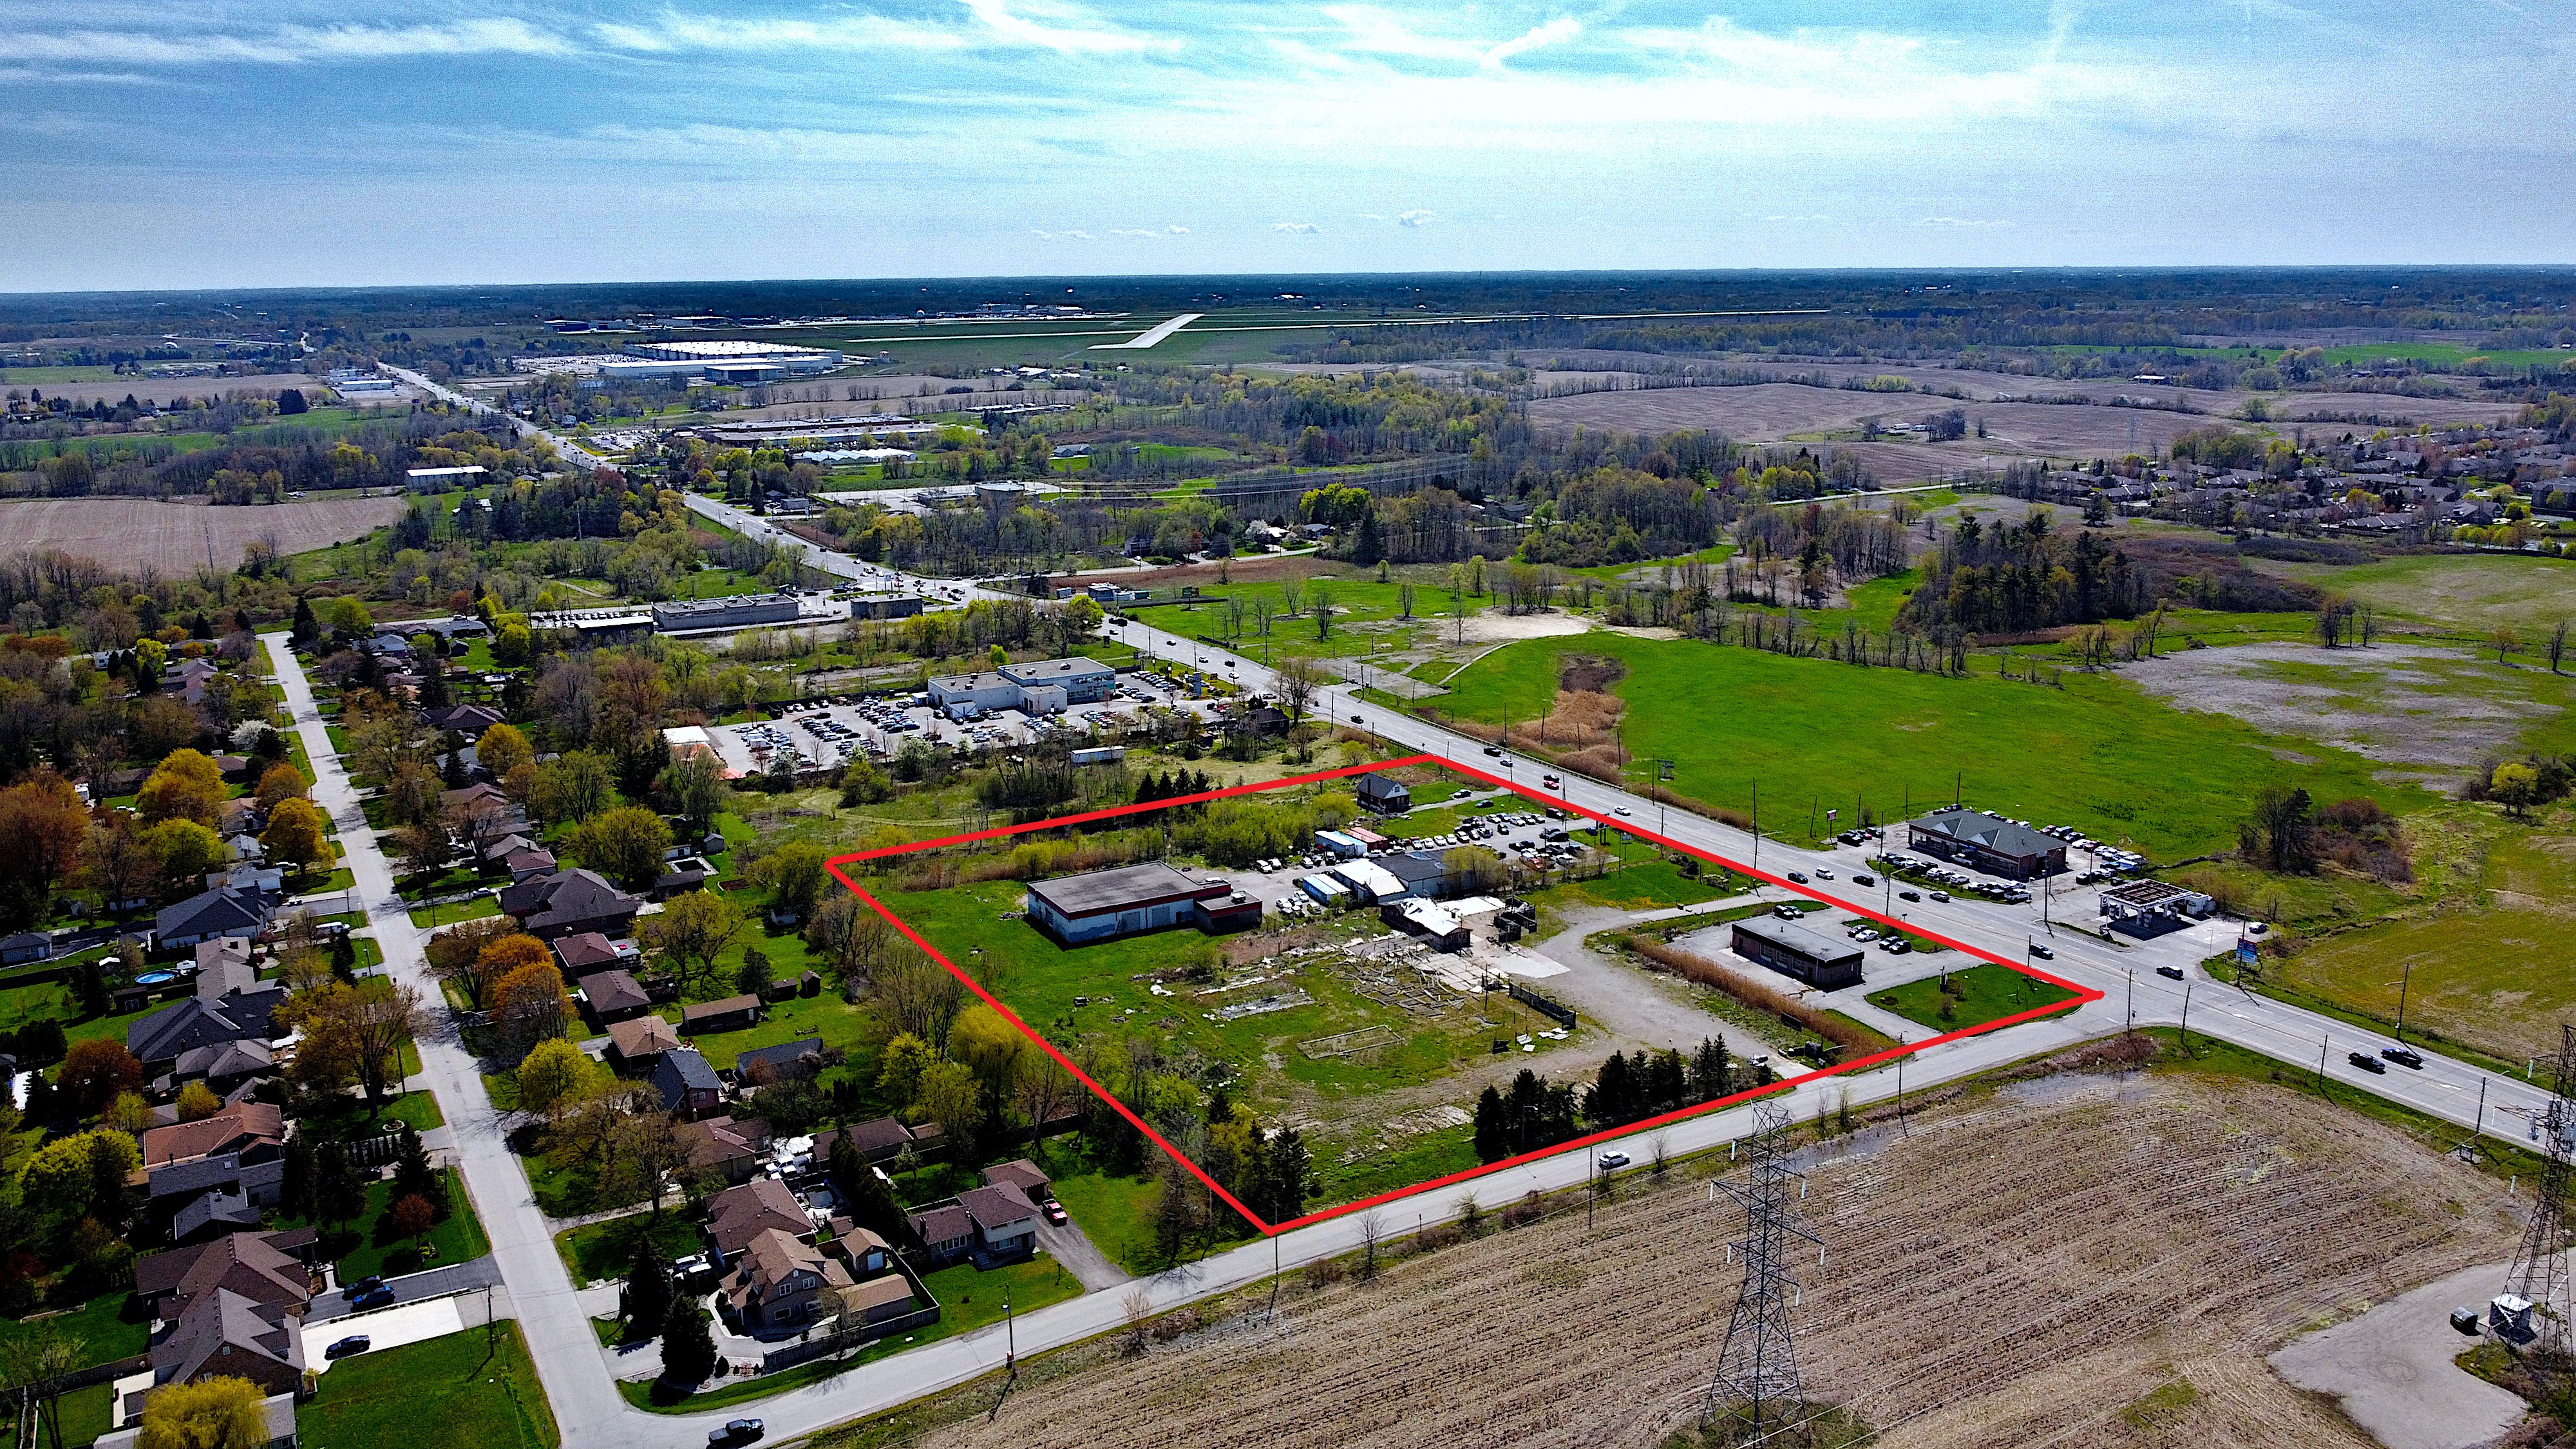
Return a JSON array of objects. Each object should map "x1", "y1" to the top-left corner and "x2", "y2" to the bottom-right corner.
[
  {"x1": 1866, "y1": 963, "x2": 2081, "y2": 1032},
  {"x1": 299, "y1": 1323, "x2": 558, "y2": 1449},
  {"x1": 553, "y1": 1210, "x2": 705, "y2": 1287},
  {"x1": 409, "y1": 895, "x2": 502, "y2": 928},
  {"x1": 53, "y1": 1381, "x2": 113, "y2": 1448},
  {"x1": 1046, "y1": 1168, "x2": 1164, "y2": 1274},
  {"x1": 1430, "y1": 630, "x2": 2433, "y2": 860},
  {"x1": 0, "y1": 1291, "x2": 148, "y2": 1374},
  {"x1": 274, "y1": 1168, "x2": 489, "y2": 1282},
  {"x1": 298, "y1": 1088, "x2": 445, "y2": 1142}
]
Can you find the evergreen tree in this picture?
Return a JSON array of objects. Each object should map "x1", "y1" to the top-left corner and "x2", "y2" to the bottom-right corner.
[
  {"x1": 659, "y1": 1297, "x2": 719, "y2": 1387},
  {"x1": 1472, "y1": 1084, "x2": 1509, "y2": 1164},
  {"x1": 316, "y1": 1148, "x2": 365, "y2": 1235},
  {"x1": 390, "y1": 1124, "x2": 437, "y2": 1209},
  {"x1": 290, "y1": 597, "x2": 319, "y2": 647},
  {"x1": 621, "y1": 1238, "x2": 671, "y2": 1339},
  {"x1": 1689, "y1": 1036, "x2": 1731, "y2": 1103},
  {"x1": 826, "y1": 1135, "x2": 907, "y2": 1244},
  {"x1": 281, "y1": 1135, "x2": 319, "y2": 1220}
]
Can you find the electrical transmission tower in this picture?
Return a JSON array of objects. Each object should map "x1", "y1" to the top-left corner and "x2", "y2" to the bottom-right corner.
[
  {"x1": 2501, "y1": 1024, "x2": 2576, "y2": 1353},
  {"x1": 1706, "y1": 1104, "x2": 1824, "y2": 1444}
]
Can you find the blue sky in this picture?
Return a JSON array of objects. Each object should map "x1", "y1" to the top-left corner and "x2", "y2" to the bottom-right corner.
[{"x1": 6, "y1": 0, "x2": 2573, "y2": 290}]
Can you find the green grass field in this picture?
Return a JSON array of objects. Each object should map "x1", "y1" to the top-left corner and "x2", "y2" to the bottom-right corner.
[
  {"x1": 2256, "y1": 553, "x2": 2576, "y2": 638},
  {"x1": 2318, "y1": 341, "x2": 2576, "y2": 372},
  {"x1": 1866, "y1": 963, "x2": 2081, "y2": 1032},
  {"x1": 554, "y1": 1209, "x2": 705, "y2": 1287},
  {"x1": 1428, "y1": 631, "x2": 2433, "y2": 859},
  {"x1": 2269, "y1": 826, "x2": 2576, "y2": 1065},
  {"x1": 275, "y1": 1168, "x2": 489, "y2": 1282},
  {"x1": 299, "y1": 1323, "x2": 558, "y2": 1449}
]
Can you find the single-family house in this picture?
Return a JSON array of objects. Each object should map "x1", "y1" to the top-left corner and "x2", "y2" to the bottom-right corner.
[
  {"x1": 733, "y1": 1037, "x2": 824, "y2": 1086},
  {"x1": 708, "y1": 1177, "x2": 815, "y2": 1260},
  {"x1": 676, "y1": 1116, "x2": 773, "y2": 1186},
  {"x1": 980, "y1": 1160, "x2": 1053, "y2": 1204},
  {"x1": 578, "y1": 968, "x2": 652, "y2": 1024},
  {"x1": 907, "y1": 1204, "x2": 975, "y2": 1267},
  {"x1": 496, "y1": 868, "x2": 641, "y2": 941},
  {"x1": 153, "y1": 887, "x2": 272, "y2": 952},
  {"x1": 133, "y1": 1230, "x2": 316, "y2": 1324},
  {"x1": 956, "y1": 1182, "x2": 1041, "y2": 1267},
  {"x1": 147, "y1": 1289, "x2": 308, "y2": 1401},
  {"x1": 722, "y1": 1227, "x2": 853, "y2": 1334},
  {"x1": 648, "y1": 1046, "x2": 723, "y2": 1119},
  {"x1": 605, "y1": 1015, "x2": 682, "y2": 1073}
]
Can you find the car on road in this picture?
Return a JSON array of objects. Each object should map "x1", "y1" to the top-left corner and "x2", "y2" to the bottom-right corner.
[
  {"x1": 2382, "y1": 1046, "x2": 2426, "y2": 1070},
  {"x1": 1597, "y1": 1150, "x2": 1631, "y2": 1170},
  {"x1": 1482, "y1": 746, "x2": 1502, "y2": 757},
  {"x1": 708, "y1": 1420, "x2": 765, "y2": 1446},
  {"x1": 2347, "y1": 1052, "x2": 2387, "y2": 1075},
  {"x1": 2155, "y1": 965, "x2": 2185, "y2": 981},
  {"x1": 1928, "y1": 890, "x2": 1950, "y2": 902},
  {"x1": 1613, "y1": 806, "x2": 1631, "y2": 817},
  {"x1": 1043, "y1": 1201, "x2": 1069, "y2": 1225},
  {"x1": 2028, "y1": 943, "x2": 2055, "y2": 960},
  {"x1": 325, "y1": 1335, "x2": 371, "y2": 1359},
  {"x1": 1899, "y1": 889, "x2": 1920, "y2": 902},
  {"x1": 1853, "y1": 873, "x2": 1875, "y2": 887},
  {"x1": 1814, "y1": 868, "x2": 1833, "y2": 880},
  {"x1": 1542, "y1": 775, "x2": 1560, "y2": 788},
  {"x1": 1786, "y1": 871, "x2": 1807, "y2": 884},
  {"x1": 347, "y1": 1284, "x2": 395, "y2": 1310}
]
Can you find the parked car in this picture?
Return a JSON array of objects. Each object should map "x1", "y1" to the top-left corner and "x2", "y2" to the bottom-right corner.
[
  {"x1": 1043, "y1": 1201, "x2": 1069, "y2": 1225},
  {"x1": 2382, "y1": 1046, "x2": 2426, "y2": 1070},
  {"x1": 325, "y1": 1335, "x2": 371, "y2": 1359},
  {"x1": 347, "y1": 1284, "x2": 395, "y2": 1311},
  {"x1": 1597, "y1": 1150, "x2": 1631, "y2": 1170},
  {"x1": 2347, "y1": 1051, "x2": 2387, "y2": 1075},
  {"x1": 709, "y1": 1421, "x2": 765, "y2": 1446}
]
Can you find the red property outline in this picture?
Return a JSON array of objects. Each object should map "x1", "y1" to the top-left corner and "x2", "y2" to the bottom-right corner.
[{"x1": 825, "y1": 756, "x2": 2105, "y2": 1236}]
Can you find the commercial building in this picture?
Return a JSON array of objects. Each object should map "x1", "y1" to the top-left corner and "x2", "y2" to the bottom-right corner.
[
  {"x1": 2099, "y1": 878, "x2": 2216, "y2": 935},
  {"x1": 405, "y1": 465, "x2": 486, "y2": 491},
  {"x1": 1383, "y1": 898, "x2": 1468, "y2": 951},
  {"x1": 1023, "y1": 862, "x2": 1260, "y2": 944},
  {"x1": 651, "y1": 593, "x2": 802, "y2": 634},
  {"x1": 1906, "y1": 807, "x2": 2067, "y2": 880},
  {"x1": 1729, "y1": 918, "x2": 1867, "y2": 991},
  {"x1": 1329, "y1": 858, "x2": 1408, "y2": 904},
  {"x1": 927, "y1": 656, "x2": 1117, "y2": 717}
]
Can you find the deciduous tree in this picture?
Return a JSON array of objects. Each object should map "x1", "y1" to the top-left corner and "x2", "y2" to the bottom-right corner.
[
  {"x1": 137, "y1": 1375, "x2": 268, "y2": 1449},
  {"x1": 260, "y1": 797, "x2": 328, "y2": 878},
  {"x1": 564, "y1": 804, "x2": 671, "y2": 891},
  {"x1": 641, "y1": 889, "x2": 741, "y2": 998},
  {"x1": 137, "y1": 749, "x2": 224, "y2": 827}
]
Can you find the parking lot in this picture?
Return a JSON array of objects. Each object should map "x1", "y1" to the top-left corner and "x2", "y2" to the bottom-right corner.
[{"x1": 700, "y1": 679, "x2": 1226, "y2": 776}]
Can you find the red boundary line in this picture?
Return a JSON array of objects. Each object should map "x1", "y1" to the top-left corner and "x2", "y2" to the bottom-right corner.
[{"x1": 826, "y1": 757, "x2": 2106, "y2": 1236}]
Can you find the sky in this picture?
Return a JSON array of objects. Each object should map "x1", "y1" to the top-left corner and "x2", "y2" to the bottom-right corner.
[{"x1": 5, "y1": 0, "x2": 2575, "y2": 291}]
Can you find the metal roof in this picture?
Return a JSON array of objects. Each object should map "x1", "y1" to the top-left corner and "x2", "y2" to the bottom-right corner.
[
  {"x1": 1732, "y1": 915, "x2": 1864, "y2": 967},
  {"x1": 1025, "y1": 861, "x2": 1217, "y2": 918}
]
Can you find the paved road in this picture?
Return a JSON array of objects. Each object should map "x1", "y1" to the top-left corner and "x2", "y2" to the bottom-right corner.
[
  {"x1": 308, "y1": 1254, "x2": 506, "y2": 1322},
  {"x1": 312, "y1": 411, "x2": 2564, "y2": 1444},
  {"x1": 2269, "y1": 1260, "x2": 2526, "y2": 1449}
]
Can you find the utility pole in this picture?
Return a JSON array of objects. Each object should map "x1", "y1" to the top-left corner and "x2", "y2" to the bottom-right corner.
[
  {"x1": 2500, "y1": 1026, "x2": 2576, "y2": 1352},
  {"x1": 2317, "y1": 1030, "x2": 2331, "y2": 1090},
  {"x1": 2179, "y1": 982, "x2": 2192, "y2": 1053},
  {"x1": 2125, "y1": 969, "x2": 2135, "y2": 1034},
  {"x1": 2395, "y1": 961, "x2": 2414, "y2": 1043}
]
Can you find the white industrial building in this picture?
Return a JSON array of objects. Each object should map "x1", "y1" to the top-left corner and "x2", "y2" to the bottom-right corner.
[{"x1": 600, "y1": 341, "x2": 846, "y2": 383}]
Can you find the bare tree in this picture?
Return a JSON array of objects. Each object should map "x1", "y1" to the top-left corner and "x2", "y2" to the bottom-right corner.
[
  {"x1": 2551, "y1": 618, "x2": 2570, "y2": 676},
  {"x1": 1121, "y1": 1287, "x2": 1154, "y2": 1354},
  {"x1": 1274, "y1": 656, "x2": 1323, "y2": 727},
  {"x1": 1357, "y1": 1208, "x2": 1386, "y2": 1280}
]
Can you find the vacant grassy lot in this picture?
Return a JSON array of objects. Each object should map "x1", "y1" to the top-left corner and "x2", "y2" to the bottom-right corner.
[
  {"x1": 1867, "y1": 963, "x2": 2081, "y2": 1032},
  {"x1": 2257, "y1": 553, "x2": 2576, "y2": 639},
  {"x1": 1431, "y1": 632, "x2": 2430, "y2": 859},
  {"x1": 0, "y1": 495, "x2": 406, "y2": 573},
  {"x1": 2272, "y1": 827, "x2": 2576, "y2": 1064},
  {"x1": 299, "y1": 1323, "x2": 558, "y2": 1449}
]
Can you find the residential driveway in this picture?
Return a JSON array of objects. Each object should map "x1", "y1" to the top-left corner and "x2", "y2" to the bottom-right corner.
[
  {"x1": 2269, "y1": 1260, "x2": 2528, "y2": 1449},
  {"x1": 1034, "y1": 1217, "x2": 1128, "y2": 1292},
  {"x1": 303, "y1": 1297, "x2": 464, "y2": 1373},
  {"x1": 310, "y1": 1254, "x2": 506, "y2": 1321}
]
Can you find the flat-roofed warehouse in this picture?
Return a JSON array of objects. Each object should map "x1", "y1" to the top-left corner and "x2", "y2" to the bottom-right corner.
[
  {"x1": 1906, "y1": 806, "x2": 2067, "y2": 880},
  {"x1": 1730, "y1": 916, "x2": 1866, "y2": 990},
  {"x1": 1024, "y1": 862, "x2": 1260, "y2": 944},
  {"x1": 651, "y1": 594, "x2": 802, "y2": 633}
]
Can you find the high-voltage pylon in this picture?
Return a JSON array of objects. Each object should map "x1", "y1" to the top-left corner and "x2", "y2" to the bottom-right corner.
[
  {"x1": 2500, "y1": 1024, "x2": 2576, "y2": 1354},
  {"x1": 1706, "y1": 1103, "x2": 1824, "y2": 1443}
]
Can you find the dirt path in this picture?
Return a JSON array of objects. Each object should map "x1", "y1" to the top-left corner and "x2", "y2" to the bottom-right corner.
[{"x1": 1530, "y1": 903, "x2": 1794, "y2": 1057}]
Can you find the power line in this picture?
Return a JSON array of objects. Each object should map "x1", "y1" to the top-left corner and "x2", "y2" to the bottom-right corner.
[{"x1": 2499, "y1": 1023, "x2": 2576, "y2": 1351}]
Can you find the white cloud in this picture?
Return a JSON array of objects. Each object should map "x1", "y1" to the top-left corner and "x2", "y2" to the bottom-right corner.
[
  {"x1": 958, "y1": 0, "x2": 1174, "y2": 55},
  {"x1": 1323, "y1": 6, "x2": 1581, "y2": 70},
  {"x1": 1032, "y1": 227, "x2": 1094, "y2": 240},
  {"x1": 592, "y1": 14, "x2": 966, "y2": 54},
  {"x1": 1273, "y1": 221, "x2": 1321, "y2": 234},
  {"x1": 1166, "y1": 224, "x2": 1190, "y2": 234},
  {"x1": 1396, "y1": 208, "x2": 1434, "y2": 227},
  {"x1": 8, "y1": 18, "x2": 577, "y2": 66},
  {"x1": 1914, "y1": 215, "x2": 2014, "y2": 227}
]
